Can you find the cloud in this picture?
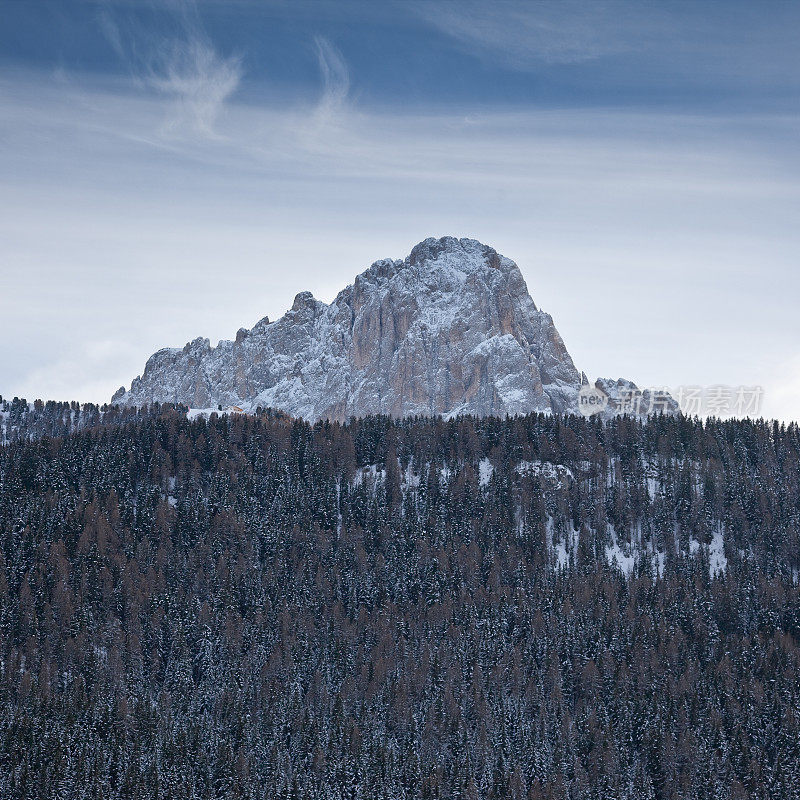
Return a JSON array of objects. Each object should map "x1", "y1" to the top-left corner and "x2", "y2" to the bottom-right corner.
[
  {"x1": 413, "y1": 0, "x2": 661, "y2": 68},
  {"x1": 147, "y1": 35, "x2": 242, "y2": 136},
  {"x1": 289, "y1": 35, "x2": 352, "y2": 152},
  {"x1": 313, "y1": 36, "x2": 350, "y2": 121},
  {"x1": 99, "y1": 3, "x2": 242, "y2": 137},
  {"x1": 412, "y1": 0, "x2": 800, "y2": 94}
]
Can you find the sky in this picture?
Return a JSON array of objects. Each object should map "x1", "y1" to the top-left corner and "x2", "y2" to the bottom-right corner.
[{"x1": 1, "y1": 0, "x2": 799, "y2": 420}]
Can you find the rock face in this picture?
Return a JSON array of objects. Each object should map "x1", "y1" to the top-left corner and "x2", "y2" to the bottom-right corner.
[
  {"x1": 592, "y1": 378, "x2": 681, "y2": 419},
  {"x1": 113, "y1": 237, "x2": 669, "y2": 421}
]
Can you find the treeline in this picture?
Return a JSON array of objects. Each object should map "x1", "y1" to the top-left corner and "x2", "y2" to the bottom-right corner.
[
  {"x1": 0, "y1": 396, "x2": 179, "y2": 445},
  {"x1": 0, "y1": 409, "x2": 798, "y2": 799}
]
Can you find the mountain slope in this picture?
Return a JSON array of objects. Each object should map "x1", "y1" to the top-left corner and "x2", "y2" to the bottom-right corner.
[
  {"x1": 1, "y1": 410, "x2": 797, "y2": 798},
  {"x1": 113, "y1": 237, "x2": 665, "y2": 420}
]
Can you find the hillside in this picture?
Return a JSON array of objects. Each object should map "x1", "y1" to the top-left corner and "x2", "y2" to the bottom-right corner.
[{"x1": 0, "y1": 409, "x2": 798, "y2": 798}]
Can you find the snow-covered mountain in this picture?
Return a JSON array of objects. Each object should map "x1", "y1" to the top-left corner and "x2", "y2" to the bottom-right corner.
[{"x1": 113, "y1": 237, "x2": 675, "y2": 420}]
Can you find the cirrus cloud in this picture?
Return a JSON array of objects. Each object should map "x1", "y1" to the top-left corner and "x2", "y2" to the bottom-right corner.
[{"x1": 99, "y1": 2, "x2": 242, "y2": 137}]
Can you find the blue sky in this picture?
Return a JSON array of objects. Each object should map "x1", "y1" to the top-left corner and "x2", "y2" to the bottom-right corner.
[{"x1": 2, "y1": 0, "x2": 799, "y2": 419}]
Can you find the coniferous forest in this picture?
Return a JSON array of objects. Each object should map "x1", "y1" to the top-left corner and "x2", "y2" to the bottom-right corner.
[{"x1": 1, "y1": 405, "x2": 799, "y2": 799}]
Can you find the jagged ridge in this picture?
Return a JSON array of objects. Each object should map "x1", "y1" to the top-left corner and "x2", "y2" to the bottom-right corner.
[{"x1": 113, "y1": 237, "x2": 672, "y2": 420}]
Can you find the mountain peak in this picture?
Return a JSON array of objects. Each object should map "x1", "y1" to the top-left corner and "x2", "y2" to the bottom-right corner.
[
  {"x1": 358, "y1": 238, "x2": 502, "y2": 287},
  {"x1": 113, "y1": 238, "x2": 670, "y2": 421},
  {"x1": 291, "y1": 290, "x2": 321, "y2": 312},
  {"x1": 408, "y1": 235, "x2": 495, "y2": 266}
]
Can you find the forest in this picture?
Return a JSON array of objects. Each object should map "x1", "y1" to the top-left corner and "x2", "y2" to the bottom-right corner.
[{"x1": 0, "y1": 403, "x2": 798, "y2": 799}]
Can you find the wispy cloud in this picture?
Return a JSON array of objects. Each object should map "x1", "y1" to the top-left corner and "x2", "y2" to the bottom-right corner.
[
  {"x1": 147, "y1": 36, "x2": 242, "y2": 136},
  {"x1": 99, "y1": 3, "x2": 242, "y2": 137},
  {"x1": 287, "y1": 35, "x2": 353, "y2": 152},
  {"x1": 312, "y1": 36, "x2": 350, "y2": 122},
  {"x1": 413, "y1": 0, "x2": 660, "y2": 68}
]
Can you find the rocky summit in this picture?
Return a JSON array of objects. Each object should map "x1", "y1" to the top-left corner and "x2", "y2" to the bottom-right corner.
[{"x1": 113, "y1": 237, "x2": 674, "y2": 420}]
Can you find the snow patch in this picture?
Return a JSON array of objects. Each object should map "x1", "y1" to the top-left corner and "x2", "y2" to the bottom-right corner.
[
  {"x1": 404, "y1": 462, "x2": 421, "y2": 489},
  {"x1": 187, "y1": 407, "x2": 226, "y2": 421},
  {"x1": 709, "y1": 526, "x2": 728, "y2": 576},
  {"x1": 516, "y1": 460, "x2": 573, "y2": 487},
  {"x1": 605, "y1": 526, "x2": 637, "y2": 576},
  {"x1": 478, "y1": 457, "x2": 494, "y2": 487},
  {"x1": 352, "y1": 464, "x2": 385, "y2": 488}
]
